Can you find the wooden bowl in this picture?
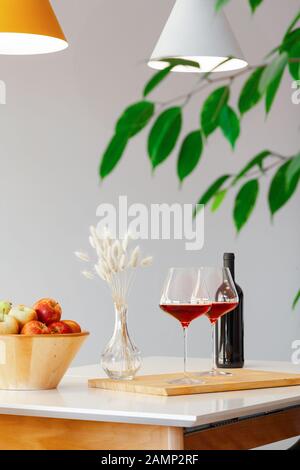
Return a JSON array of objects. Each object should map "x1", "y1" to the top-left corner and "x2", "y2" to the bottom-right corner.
[{"x1": 0, "y1": 332, "x2": 89, "y2": 390}]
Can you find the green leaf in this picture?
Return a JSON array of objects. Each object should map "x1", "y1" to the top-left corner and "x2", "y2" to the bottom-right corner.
[
  {"x1": 292, "y1": 289, "x2": 300, "y2": 310},
  {"x1": 177, "y1": 131, "x2": 203, "y2": 183},
  {"x1": 233, "y1": 179, "x2": 259, "y2": 232},
  {"x1": 281, "y1": 28, "x2": 300, "y2": 53},
  {"x1": 157, "y1": 58, "x2": 200, "y2": 70},
  {"x1": 219, "y1": 105, "x2": 240, "y2": 149},
  {"x1": 100, "y1": 133, "x2": 128, "y2": 179},
  {"x1": 285, "y1": 11, "x2": 300, "y2": 37},
  {"x1": 143, "y1": 66, "x2": 173, "y2": 97},
  {"x1": 194, "y1": 175, "x2": 231, "y2": 215},
  {"x1": 238, "y1": 67, "x2": 266, "y2": 115},
  {"x1": 268, "y1": 160, "x2": 300, "y2": 216},
  {"x1": 215, "y1": 0, "x2": 231, "y2": 11},
  {"x1": 201, "y1": 86, "x2": 230, "y2": 137},
  {"x1": 232, "y1": 150, "x2": 271, "y2": 185},
  {"x1": 288, "y1": 42, "x2": 300, "y2": 80},
  {"x1": 211, "y1": 190, "x2": 227, "y2": 212},
  {"x1": 116, "y1": 101, "x2": 155, "y2": 137},
  {"x1": 259, "y1": 53, "x2": 288, "y2": 95},
  {"x1": 265, "y1": 58, "x2": 286, "y2": 114},
  {"x1": 286, "y1": 153, "x2": 300, "y2": 188},
  {"x1": 249, "y1": 0, "x2": 263, "y2": 13},
  {"x1": 148, "y1": 107, "x2": 182, "y2": 169}
]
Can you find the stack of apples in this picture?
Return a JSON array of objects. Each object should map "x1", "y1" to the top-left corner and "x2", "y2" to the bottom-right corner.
[{"x1": 0, "y1": 298, "x2": 82, "y2": 335}]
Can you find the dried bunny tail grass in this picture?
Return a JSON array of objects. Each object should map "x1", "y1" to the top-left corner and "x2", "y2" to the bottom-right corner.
[
  {"x1": 140, "y1": 256, "x2": 153, "y2": 267},
  {"x1": 95, "y1": 264, "x2": 111, "y2": 282},
  {"x1": 122, "y1": 233, "x2": 130, "y2": 253},
  {"x1": 107, "y1": 251, "x2": 118, "y2": 273},
  {"x1": 82, "y1": 271, "x2": 95, "y2": 280},
  {"x1": 112, "y1": 240, "x2": 122, "y2": 260},
  {"x1": 129, "y1": 246, "x2": 140, "y2": 268},
  {"x1": 75, "y1": 251, "x2": 90, "y2": 262},
  {"x1": 89, "y1": 236, "x2": 96, "y2": 249},
  {"x1": 81, "y1": 225, "x2": 153, "y2": 305},
  {"x1": 119, "y1": 254, "x2": 126, "y2": 271},
  {"x1": 90, "y1": 225, "x2": 98, "y2": 240},
  {"x1": 90, "y1": 226, "x2": 102, "y2": 255}
]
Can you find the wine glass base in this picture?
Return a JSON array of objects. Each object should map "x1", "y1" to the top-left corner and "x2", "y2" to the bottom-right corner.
[
  {"x1": 168, "y1": 376, "x2": 205, "y2": 385},
  {"x1": 197, "y1": 369, "x2": 233, "y2": 377}
]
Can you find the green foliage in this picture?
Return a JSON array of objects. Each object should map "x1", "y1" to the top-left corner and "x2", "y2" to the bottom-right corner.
[
  {"x1": 211, "y1": 190, "x2": 227, "y2": 212},
  {"x1": 148, "y1": 107, "x2": 182, "y2": 170},
  {"x1": 99, "y1": 101, "x2": 155, "y2": 178},
  {"x1": 258, "y1": 53, "x2": 288, "y2": 113},
  {"x1": 268, "y1": 160, "x2": 300, "y2": 216},
  {"x1": 215, "y1": 0, "x2": 231, "y2": 11},
  {"x1": 143, "y1": 66, "x2": 173, "y2": 97},
  {"x1": 259, "y1": 53, "x2": 288, "y2": 95},
  {"x1": 285, "y1": 11, "x2": 300, "y2": 36},
  {"x1": 100, "y1": 133, "x2": 128, "y2": 179},
  {"x1": 219, "y1": 105, "x2": 240, "y2": 149},
  {"x1": 177, "y1": 131, "x2": 203, "y2": 183},
  {"x1": 281, "y1": 28, "x2": 300, "y2": 53},
  {"x1": 293, "y1": 289, "x2": 300, "y2": 310},
  {"x1": 194, "y1": 175, "x2": 231, "y2": 215},
  {"x1": 160, "y1": 58, "x2": 200, "y2": 69},
  {"x1": 143, "y1": 59, "x2": 200, "y2": 97},
  {"x1": 201, "y1": 86, "x2": 230, "y2": 137},
  {"x1": 265, "y1": 61, "x2": 287, "y2": 114},
  {"x1": 116, "y1": 101, "x2": 155, "y2": 137},
  {"x1": 215, "y1": 0, "x2": 264, "y2": 13},
  {"x1": 286, "y1": 153, "x2": 300, "y2": 188},
  {"x1": 233, "y1": 179, "x2": 259, "y2": 232},
  {"x1": 238, "y1": 67, "x2": 266, "y2": 115},
  {"x1": 288, "y1": 42, "x2": 300, "y2": 80},
  {"x1": 232, "y1": 150, "x2": 270, "y2": 185},
  {"x1": 99, "y1": 3, "x2": 300, "y2": 240},
  {"x1": 249, "y1": 0, "x2": 263, "y2": 13}
]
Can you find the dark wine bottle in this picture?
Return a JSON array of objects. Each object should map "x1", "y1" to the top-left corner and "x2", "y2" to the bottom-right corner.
[{"x1": 215, "y1": 253, "x2": 244, "y2": 368}]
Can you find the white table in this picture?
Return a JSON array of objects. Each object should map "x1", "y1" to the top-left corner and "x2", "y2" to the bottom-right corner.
[{"x1": 0, "y1": 357, "x2": 299, "y2": 450}]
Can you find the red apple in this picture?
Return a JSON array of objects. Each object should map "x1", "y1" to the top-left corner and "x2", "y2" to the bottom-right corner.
[
  {"x1": 21, "y1": 321, "x2": 50, "y2": 335},
  {"x1": 33, "y1": 298, "x2": 62, "y2": 325},
  {"x1": 62, "y1": 320, "x2": 81, "y2": 333},
  {"x1": 48, "y1": 321, "x2": 72, "y2": 335}
]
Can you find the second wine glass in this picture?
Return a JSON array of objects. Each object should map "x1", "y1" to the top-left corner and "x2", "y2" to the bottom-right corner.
[{"x1": 200, "y1": 267, "x2": 239, "y2": 377}]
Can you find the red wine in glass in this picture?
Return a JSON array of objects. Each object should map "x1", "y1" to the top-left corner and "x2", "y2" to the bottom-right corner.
[
  {"x1": 205, "y1": 301, "x2": 238, "y2": 325},
  {"x1": 160, "y1": 303, "x2": 212, "y2": 328}
]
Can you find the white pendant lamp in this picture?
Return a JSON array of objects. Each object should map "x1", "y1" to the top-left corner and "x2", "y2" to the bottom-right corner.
[
  {"x1": 149, "y1": 0, "x2": 247, "y2": 73},
  {"x1": 0, "y1": 0, "x2": 68, "y2": 55}
]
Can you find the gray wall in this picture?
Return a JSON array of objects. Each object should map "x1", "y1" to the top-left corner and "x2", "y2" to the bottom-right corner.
[{"x1": 0, "y1": 0, "x2": 299, "y2": 366}]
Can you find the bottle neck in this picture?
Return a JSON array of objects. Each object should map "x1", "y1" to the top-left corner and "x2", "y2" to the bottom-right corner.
[{"x1": 224, "y1": 256, "x2": 235, "y2": 282}]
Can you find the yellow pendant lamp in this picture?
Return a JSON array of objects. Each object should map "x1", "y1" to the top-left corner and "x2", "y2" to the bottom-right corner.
[{"x1": 0, "y1": 0, "x2": 68, "y2": 55}]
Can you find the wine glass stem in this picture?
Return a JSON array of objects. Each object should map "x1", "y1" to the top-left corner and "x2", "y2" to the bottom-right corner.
[
  {"x1": 211, "y1": 323, "x2": 217, "y2": 373},
  {"x1": 183, "y1": 327, "x2": 188, "y2": 377}
]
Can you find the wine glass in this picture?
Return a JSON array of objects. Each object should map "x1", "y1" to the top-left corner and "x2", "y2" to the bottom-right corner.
[
  {"x1": 160, "y1": 268, "x2": 212, "y2": 384},
  {"x1": 199, "y1": 267, "x2": 239, "y2": 377}
]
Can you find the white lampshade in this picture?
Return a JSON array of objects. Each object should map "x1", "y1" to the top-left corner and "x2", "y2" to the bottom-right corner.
[{"x1": 149, "y1": 0, "x2": 247, "y2": 73}]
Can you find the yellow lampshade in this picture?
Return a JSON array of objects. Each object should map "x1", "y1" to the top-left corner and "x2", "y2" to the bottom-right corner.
[{"x1": 0, "y1": 0, "x2": 68, "y2": 55}]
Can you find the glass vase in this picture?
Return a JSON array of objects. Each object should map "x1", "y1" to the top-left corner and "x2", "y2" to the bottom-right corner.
[{"x1": 101, "y1": 303, "x2": 141, "y2": 380}]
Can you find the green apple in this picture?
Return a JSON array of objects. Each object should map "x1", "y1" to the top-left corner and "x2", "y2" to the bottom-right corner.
[
  {"x1": 9, "y1": 305, "x2": 37, "y2": 328},
  {"x1": 0, "y1": 314, "x2": 19, "y2": 335},
  {"x1": 0, "y1": 300, "x2": 12, "y2": 317}
]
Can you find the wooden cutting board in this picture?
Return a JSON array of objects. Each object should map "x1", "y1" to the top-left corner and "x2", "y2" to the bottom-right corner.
[{"x1": 88, "y1": 369, "x2": 300, "y2": 397}]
